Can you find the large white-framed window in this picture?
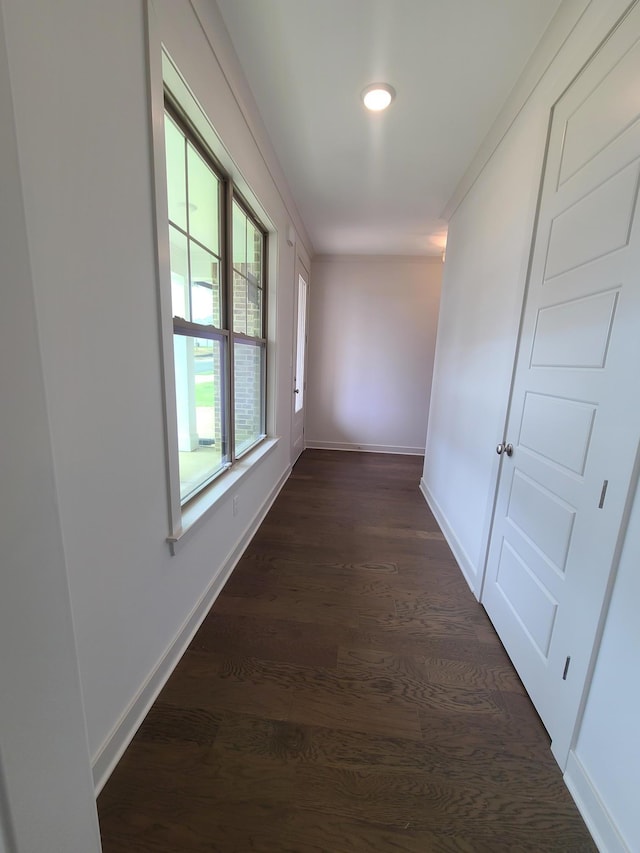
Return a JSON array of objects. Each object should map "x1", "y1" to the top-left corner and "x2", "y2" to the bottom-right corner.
[
  {"x1": 148, "y1": 42, "x2": 276, "y2": 551},
  {"x1": 164, "y1": 102, "x2": 267, "y2": 505}
]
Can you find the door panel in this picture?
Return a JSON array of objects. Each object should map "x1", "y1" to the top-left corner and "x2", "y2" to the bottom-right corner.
[
  {"x1": 506, "y1": 470, "x2": 576, "y2": 572},
  {"x1": 544, "y1": 160, "x2": 640, "y2": 280},
  {"x1": 558, "y1": 33, "x2": 640, "y2": 186},
  {"x1": 531, "y1": 289, "x2": 619, "y2": 369},
  {"x1": 482, "y1": 3, "x2": 640, "y2": 767},
  {"x1": 518, "y1": 392, "x2": 596, "y2": 474},
  {"x1": 495, "y1": 540, "x2": 558, "y2": 657}
]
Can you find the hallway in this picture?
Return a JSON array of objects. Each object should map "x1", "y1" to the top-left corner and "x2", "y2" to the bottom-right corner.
[{"x1": 98, "y1": 450, "x2": 594, "y2": 852}]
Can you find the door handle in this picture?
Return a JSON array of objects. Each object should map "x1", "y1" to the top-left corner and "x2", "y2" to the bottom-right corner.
[
  {"x1": 294, "y1": 388, "x2": 299, "y2": 394},
  {"x1": 496, "y1": 442, "x2": 514, "y2": 457}
]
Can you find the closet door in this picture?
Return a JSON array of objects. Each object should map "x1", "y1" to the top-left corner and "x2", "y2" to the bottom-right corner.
[{"x1": 482, "y1": 2, "x2": 640, "y2": 766}]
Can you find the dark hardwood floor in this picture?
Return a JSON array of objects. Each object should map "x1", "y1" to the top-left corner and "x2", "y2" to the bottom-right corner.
[{"x1": 98, "y1": 450, "x2": 596, "y2": 852}]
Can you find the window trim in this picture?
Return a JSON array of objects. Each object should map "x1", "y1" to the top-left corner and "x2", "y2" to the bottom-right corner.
[
  {"x1": 164, "y1": 96, "x2": 269, "y2": 507},
  {"x1": 146, "y1": 26, "x2": 278, "y2": 551}
]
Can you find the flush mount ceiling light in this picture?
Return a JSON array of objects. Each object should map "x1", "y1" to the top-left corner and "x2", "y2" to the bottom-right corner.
[{"x1": 362, "y1": 82, "x2": 396, "y2": 112}]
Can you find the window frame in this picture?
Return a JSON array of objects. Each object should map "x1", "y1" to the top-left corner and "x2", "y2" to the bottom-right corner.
[{"x1": 148, "y1": 40, "x2": 277, "y2": 552}]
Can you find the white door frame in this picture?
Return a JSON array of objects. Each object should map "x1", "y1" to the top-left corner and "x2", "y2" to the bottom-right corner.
[{"x1": 291, "y1": 247, "x2": 310, "y2": 465}]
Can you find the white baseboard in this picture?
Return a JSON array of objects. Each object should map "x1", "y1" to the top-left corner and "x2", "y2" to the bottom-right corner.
[
  {"x1": 305, "y1": 440, "x2": 424, "y2": 456},
  {"x1": 419, "y1": 477, "x2": 479, "y2": 598},
  {"x1": 564, "y1": 752, "x2": 630, "y2": 853},
  {"x1": 91, "y1": 465, "x2": 291, "y2": 795}
]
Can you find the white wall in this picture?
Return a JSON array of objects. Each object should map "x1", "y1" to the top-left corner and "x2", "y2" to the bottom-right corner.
[
  {"x1": 0, "y1": 1, "x2": 101, "y2": 847},
  {"x1": 1, "y1": 0, "x2": 312, "y2": 794},
  {"x1": 422, "y1": 110, "x2": 546, "y2": 587},
  {"x1": 423, "y1": 0, "x2": 638, "y2": 847},
  {"x1": 307, "y1": 256, "x2": 442, "y2": 455}
]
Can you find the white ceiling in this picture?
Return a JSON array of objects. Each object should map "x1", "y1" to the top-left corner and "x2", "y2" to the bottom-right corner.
[{"x1": 216, "y1": 0, "x2": 563, "y2": 256}]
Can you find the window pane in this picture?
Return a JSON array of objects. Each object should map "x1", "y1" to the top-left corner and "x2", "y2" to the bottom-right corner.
[
  {"x1": 232, "y1": 201, "x2": 246, "y2": 271},
  {"x1": 233, "y1": 265, "x2": 263, "y2": 335},
  {"x1": 246, "y1": 279, "x2": 262, "y2": 338},
  {"x1": 247, "y1": 219, "x2": 262, "y2": 284},
  {"x1": 187, "y1": 143, "x2": 220, "y2": 254},
  {"x1": 190, "y1": 241, "x2": 221, "y2": 327},
  {"x1": 232, "y1": 202, "x2": 263, "y2": 336},
  {"x1": 233, "y1": 270, "x2": 247, "y2": 335},
  {"x1": 164, "y1": 114, "x2": 187, "y2": 231},
  {"x1": 169, "y1": 225, "x2": 189, "y2": 319},
  {"x1": 234, "y1": 340, "x2": 264, "y2": 456},
  {"x1": 173, "y1": 333, "x2": 228, "y2": 502}
]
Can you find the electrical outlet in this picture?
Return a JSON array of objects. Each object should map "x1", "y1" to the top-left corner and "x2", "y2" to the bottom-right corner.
[{"x1": 233, "y1": 494, "x2": 240, "y2": 517}]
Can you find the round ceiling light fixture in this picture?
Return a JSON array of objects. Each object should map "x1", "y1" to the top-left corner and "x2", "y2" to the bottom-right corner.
[{"x1": 362, "y1": 82, "x2": 396, "y2": 112}]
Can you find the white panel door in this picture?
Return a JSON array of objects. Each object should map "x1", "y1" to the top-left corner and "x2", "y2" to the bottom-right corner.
[
  {"x1": 291, "y1": 256, "x2": 309, "y2": 464},
  {"x1": 482, "y1": 3, "x2": 640, "y2": 767}
]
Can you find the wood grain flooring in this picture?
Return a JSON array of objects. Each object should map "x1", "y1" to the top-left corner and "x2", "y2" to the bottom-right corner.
[{"x1": 98, "y1": 450, "x2": 596, "y2": 852}]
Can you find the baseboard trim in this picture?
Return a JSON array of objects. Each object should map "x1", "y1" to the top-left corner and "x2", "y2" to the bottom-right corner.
[
  {"x1": 419, "y1": 477, "x2": 478, "y2": 597},
  {"x1": 91, "y1": 465, "x2": 291, "y2": 795},
  {"x1": 306, "y1": 440, "x2": 424, "y2": 456},
  {"x1": 564, "y1": 752, "x2": 630, "y2": 853}
]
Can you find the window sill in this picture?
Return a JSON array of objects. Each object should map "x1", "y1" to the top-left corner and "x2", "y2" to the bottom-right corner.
[{"x1": 166, "y1": 436, "x2": 280, "y2": 555}]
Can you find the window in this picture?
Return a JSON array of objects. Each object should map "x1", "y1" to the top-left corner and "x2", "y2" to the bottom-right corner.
[{"x1": 163, "y1": 103, "x2": 267, "y2": 505}]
